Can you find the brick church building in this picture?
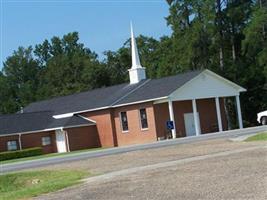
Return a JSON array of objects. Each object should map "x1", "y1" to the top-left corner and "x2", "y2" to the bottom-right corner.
[{"x1": 0, "y1": 26, "x2": 246, "y2": 154}]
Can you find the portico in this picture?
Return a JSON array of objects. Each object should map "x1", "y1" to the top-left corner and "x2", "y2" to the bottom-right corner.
[{"x1": 154, "y1": 70, "x2": 246, "y2": 139}]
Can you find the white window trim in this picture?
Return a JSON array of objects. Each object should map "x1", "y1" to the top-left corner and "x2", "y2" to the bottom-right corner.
[
  {"x1": 139, "y1": 108, "x2": 149, "y2": 131},
  {"x1": 119, "y1": 111, "x2": 129, "y2": 133}
]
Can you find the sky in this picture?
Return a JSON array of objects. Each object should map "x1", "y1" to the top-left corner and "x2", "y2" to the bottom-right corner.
[{"x1": 0, "y1": 0, "x2": 172, "y2": 69}]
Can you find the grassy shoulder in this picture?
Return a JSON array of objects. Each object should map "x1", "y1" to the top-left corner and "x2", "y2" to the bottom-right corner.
[
  {"x1": 1, "y1": 147, "x2": 104, "y2": 165},
  {"x1": 0, "y1": 170, "x2": 88, "y2": 200},
  {"x1": 245, "y1": 132, "x2": 267, "y2": 142}
]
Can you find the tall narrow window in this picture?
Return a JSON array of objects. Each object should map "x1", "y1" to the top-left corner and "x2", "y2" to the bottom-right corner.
[
  {"x1": 120, "y1": 112, "x2": 129, "y2": 132},
  {"x1": 7, "y1": 141, "x2": 18, "y2": 151},
  {"x1": 140, "y1": 108, "x2": 148, "y2": 129}
]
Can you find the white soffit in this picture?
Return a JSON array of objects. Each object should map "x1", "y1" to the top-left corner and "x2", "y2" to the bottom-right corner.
[{"x1": 53, "y1": 113, "x2": 73, "y2": 119}]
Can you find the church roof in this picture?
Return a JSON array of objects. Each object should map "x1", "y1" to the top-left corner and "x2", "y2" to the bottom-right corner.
[
  {"x1": 0, "y1": 111, "x2": 95, "y2": 136},
  {"x1": 23, "y1": 70, "x2": 202, "y2": 115}
]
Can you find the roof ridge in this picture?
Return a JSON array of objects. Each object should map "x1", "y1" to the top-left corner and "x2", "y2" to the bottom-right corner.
[{"x1": 110, "y1": 79, "x2": 151, "y2": 106}]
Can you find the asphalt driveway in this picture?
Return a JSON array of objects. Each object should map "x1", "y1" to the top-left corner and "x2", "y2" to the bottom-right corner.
[{"x1": 34, "y1": 138, "x2": 267, "y2": 200}]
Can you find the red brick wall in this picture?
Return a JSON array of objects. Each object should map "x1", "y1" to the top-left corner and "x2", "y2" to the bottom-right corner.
[
  {"x1": 82, "y1": 109, "x2": 116, "y2": 147},
  {"x1": 172, "y1": 100, "x2": 193, "y2": 137},
  {"x1": 66, "y1": 125, "x2": 100, "y2": 151},
  {"x1": 0, "y1": 131, "x2": 57, "y2": 154},
  {"x1": 0, "y1": 135, "x2": 19, "y2": 152},
  {"x1": 21, "y1": 131, "x2": 57, "y2": 154},
  {"x1": 198, "y1": 98, "x2": 228, "y2": 133},
  {"x1": 153, "y1": 103, "x2": 170, "y2": 139},
  {"x1": 153, "y1": 98, "x2": 228, "y2": 138},
  {"x1": 197, "y1": 99, "x2": 219, "y2": 134},
  {"x1": 113, "y1": 102, "x2": 157, "y2": 146},
  {"x1": 81, "y1": 103, "x2": 158, "y2": 147}
]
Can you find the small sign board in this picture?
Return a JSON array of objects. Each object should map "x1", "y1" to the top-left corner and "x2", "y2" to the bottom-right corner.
[{"x1": 166, "y1": 120, "x2": 174, "y2": 130}]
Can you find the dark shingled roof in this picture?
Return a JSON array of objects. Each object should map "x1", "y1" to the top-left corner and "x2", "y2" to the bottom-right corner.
[
  {"x1": 113, "y1": 70, "x2": 202, "y2": 106},
  {"x1": 23, "y1": 80, "x2": 148, "y2": 115},
  {"x1": 0, "y1": 111, "x2": 95, "y2": 135},
  {"x1": 23, "y1": 70, "x2": 202, "y2": 115}
]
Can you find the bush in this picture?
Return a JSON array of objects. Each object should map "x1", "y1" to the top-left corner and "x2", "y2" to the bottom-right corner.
[{"x1": 0, "y1": 147, "x2": 43, "y2": 161}]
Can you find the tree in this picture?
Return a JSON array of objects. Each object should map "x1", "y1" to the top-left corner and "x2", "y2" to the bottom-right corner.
[
  {"x1": 166, "y1": 0, "x2": 216, "y2": 71},
  {"x1": 240, "y1": 0, "x2": 267, "y2": 124},
  {"x1": 34, "y1": 32, "x2": 106, "y2": 98},
  {"x1": 0, "y1": 72, "x2": 17, "y2": 114},
  {"x1": 1, "y1": 47, "x2": 40, "y2": 113}
]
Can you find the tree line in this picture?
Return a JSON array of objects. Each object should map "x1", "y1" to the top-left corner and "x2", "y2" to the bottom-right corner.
[{"x1": 0, "y1": 0, "x2": 266, "y2": 127}]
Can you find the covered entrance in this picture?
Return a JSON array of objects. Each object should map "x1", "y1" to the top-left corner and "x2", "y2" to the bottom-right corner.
[{"x1": 153, "y1": 70, "x2": 246, "y2": 139}]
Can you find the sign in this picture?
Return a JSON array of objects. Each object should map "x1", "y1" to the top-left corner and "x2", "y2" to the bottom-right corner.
[{"x1": 166, "y1": 120, "x2": 174, "y2": 130}]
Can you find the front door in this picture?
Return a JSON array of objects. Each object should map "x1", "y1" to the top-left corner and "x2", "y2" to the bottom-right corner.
[
  {"x1": 184, "y1": 113, "x2": 200, "y2": 137},
  {"x1": 55, "y1": 130, "x2": 67, "y2": 153}
]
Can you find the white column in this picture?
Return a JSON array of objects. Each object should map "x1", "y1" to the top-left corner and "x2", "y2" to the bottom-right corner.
[
  {"x1": 65, "y1": 131, "x2": 70, "y2": 152},
  {"x1": 56, "y1": 129, "x2": 67, "y2": 153},
  {"x1": 215, "y1": 97, "x2": 223, "y2": 132},
  {"x1": 192, "y1": 99, "x2": 201, "y2": 136},
  {"x1": 18, "y1": 134, "x2": 22, "y2": 150},
  {"x1": 235, "y1": 95, "x2": 243, "y2": 129},
  {"x1": 168, "y1": 99, "x2": 176, "y2": 139}
]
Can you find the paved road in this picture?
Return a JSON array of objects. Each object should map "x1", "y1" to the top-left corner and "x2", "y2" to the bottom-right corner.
[
  {"x1": 35, "y1": 144, "x2": 267, "y2": 200},
  {"x1": 1, "y1": 125, "x2": 266, "y2": 173}
]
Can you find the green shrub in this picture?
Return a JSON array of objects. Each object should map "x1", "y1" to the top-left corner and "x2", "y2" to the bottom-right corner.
[{"x1": 0, "y1": 147, "x2": 43, "y2": 161}]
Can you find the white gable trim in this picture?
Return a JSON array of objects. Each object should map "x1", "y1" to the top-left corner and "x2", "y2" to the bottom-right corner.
[{"x1": 169, "y1": 69, "x2": 246, "y2": 101}]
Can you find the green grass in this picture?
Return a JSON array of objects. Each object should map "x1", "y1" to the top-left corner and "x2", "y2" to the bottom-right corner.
[
  {"x1": 1, "y1": 147, "x2": 104, "y2": 165},
  {"x1": 0, "y1": 170, "x2": 88, "y2": 200},
  {"x1": 245, "y1": 132, "x2": 267, "y2": 142}
]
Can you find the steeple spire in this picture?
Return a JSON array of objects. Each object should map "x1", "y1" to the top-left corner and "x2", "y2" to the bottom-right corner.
[
  {"x1": 128, "y1": 23, "x2": 146, "y2": 84},
  {"x1": 130, "y1": 22, "x2": 142, "y2": 68}
]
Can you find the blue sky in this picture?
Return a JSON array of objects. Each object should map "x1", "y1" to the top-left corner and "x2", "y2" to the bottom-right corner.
[{"x1": 0, "y1": 0, "x2": 172, "y2": 69}]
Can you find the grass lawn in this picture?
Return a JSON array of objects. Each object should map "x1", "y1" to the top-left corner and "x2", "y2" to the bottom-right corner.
[
  {"x1": 0, "y1": 170, "x2": 88, "y2": 200},
  {"x1": 245, "y1": 132, "x2": 267, "y2": 142},
  {"x1": 1, "y1": 147, "x2": 104, "y2": 165}
]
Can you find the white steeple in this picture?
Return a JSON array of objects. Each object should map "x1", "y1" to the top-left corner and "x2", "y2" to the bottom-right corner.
[{"x1": 128, "y1": 23, "x2": 146, "y2": 84}]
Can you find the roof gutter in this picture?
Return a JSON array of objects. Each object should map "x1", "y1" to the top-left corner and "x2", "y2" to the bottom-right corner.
[{"x1": 0, "y1": 123, "x2": 95, "y2": 137}]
